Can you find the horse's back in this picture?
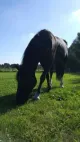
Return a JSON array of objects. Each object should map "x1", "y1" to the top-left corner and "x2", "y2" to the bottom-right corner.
[
  {"x1": 27, "y1": 29, "x2": 54, "y2": 50},
  {"x1": 55, "y1": 36, "x2": 68, "y2": 57},
  {"x1": 22, "y1": 29, "x2": 68, "y2": 73},
  {"x1": 22, "y1": 29, "x2": 55, "y2": 67}
]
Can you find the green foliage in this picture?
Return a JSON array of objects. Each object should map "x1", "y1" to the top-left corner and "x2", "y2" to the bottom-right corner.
[
  {"x1": 0, "y1": 72, "x2": 80, "y2": 142},
  {"x1": 67, "y1": 32, "x2": 80, "y2": 72},
  {"x1": 0, "y1": 63, "x2": 19, "y2": 72}
]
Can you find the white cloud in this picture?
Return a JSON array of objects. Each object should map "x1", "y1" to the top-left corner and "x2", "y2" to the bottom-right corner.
[{"x1": 69, "y1": 9, "x2": 80, "y2": 23}]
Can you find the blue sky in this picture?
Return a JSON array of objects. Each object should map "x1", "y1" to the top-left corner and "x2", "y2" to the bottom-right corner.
[{"x1": 0, "y1": 0, "x2": 80, "y2": 64}]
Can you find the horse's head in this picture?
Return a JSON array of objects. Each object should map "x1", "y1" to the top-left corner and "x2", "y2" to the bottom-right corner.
[
  {"x1": 16, "y1": 65, "x2": 37, "y2": 105},
  {"x1": 55, "y1": 39, "x2": 68, "y2": 80}
]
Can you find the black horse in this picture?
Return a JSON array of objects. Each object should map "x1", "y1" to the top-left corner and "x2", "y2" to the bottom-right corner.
[{"x1": 16, "y1": 29, "x2": 68, "y2": 105}]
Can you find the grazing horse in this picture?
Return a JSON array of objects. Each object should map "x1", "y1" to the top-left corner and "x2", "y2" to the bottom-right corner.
[{"x1": 16, "y1": 29, "x2": 68, "y2": 105}]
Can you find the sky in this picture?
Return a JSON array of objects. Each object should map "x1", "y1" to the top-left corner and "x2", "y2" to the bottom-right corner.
[{"x1": 0, "y1": 0, "x2": 80, "y2": 64}]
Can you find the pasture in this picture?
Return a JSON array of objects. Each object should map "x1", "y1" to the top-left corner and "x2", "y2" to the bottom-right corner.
[{"x1": 0, "y1": 72, "x2": 80, "y2": 142}]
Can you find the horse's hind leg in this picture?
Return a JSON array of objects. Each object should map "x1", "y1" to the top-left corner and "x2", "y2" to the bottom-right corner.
[
  {"x1": 46, "y1": 73, "x2": 52, "y2": 91},
  {"x1": 49, "y1": 69, "x2": 53, "y2": 88},
  {"x1": 46, "y1": 70, "x2": 53, "y2": 91},
  {"x1": 60, "y1": 78, "x2": 64, "y2": 88}
]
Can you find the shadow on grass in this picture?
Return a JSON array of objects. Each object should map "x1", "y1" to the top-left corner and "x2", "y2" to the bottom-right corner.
[
  {"x1": 0, "y1": 93, "x2": 16, "y2": 114},
  {"x1": 33, "y1": 86, "x2": 60, "y2": 93},
  {"x1": 0, "y1": 86, "x2": 61, "y2": 114},
  {"x1": 74, "y1": 86, "x2": 80, "y2": 90},
  {"x1": 71, "y1": 78, "x2": 80, "y2": 84},
  {"x1": 70, "y1": 73, "x2": 80, "y2": 75}
]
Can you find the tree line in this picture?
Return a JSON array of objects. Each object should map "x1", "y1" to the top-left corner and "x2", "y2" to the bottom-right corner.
[
  {"x1": 0, "y1": 63, "x2": 42, "y2": 72},
  {"x1": 0, "y1": 32, "x2": 80, "y2": 72},
  {"x1": 0, "y1": 63, "x2": 19, "y2": 72},
  {"x1": 67, "y1": 32, "x2": 80, "y2": 72}
]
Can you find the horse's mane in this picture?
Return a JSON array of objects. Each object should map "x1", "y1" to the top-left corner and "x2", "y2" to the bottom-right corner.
[{"x1": 63, "y1": 39, "x2": 68, "y2": 45}]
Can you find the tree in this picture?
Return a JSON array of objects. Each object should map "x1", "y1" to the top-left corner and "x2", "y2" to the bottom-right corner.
[
  {"x1": 3, "y1": 63, "x2": 10, "y2": 68},
  {"x1": 67, "y1": 32, "x2": 80, "y2": 72}
]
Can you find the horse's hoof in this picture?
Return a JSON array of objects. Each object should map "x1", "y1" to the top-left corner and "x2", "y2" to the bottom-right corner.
[
  {"x1": 47, "y1": 88, "x2": 51, "y2": 92},
  {"x1": 33, "y1": 96, "x2": 40, "y2": 100},
  {"x1": 33, "y1": 92, "x2": 40, "y2": 100},
  {"x1": 47, "y1": 85, "x2": 52, "y2": 92},
  {"x1": 60, "y1": 85, "x2": 64, "y2": 88},
  {"x1": 36, "y1": 96, "x2": 40, "y2": 100}
]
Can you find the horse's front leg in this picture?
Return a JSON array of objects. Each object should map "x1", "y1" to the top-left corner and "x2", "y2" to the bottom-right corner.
[{"x1": 33, "y1": 71, "x2": 46, "y2": 100}]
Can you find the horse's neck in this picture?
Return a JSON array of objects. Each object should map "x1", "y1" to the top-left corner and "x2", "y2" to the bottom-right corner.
[{"x1": 22, "y1": 57, "x2": 38, "y2": 75}]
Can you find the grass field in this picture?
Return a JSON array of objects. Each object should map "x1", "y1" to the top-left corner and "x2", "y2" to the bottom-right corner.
[{"x1": 0, "y1": 72, "x2": 80, "y2": 142}]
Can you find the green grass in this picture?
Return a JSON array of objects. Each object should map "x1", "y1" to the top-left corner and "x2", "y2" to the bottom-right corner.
[{"x1": 0, "y1": 72, "x2": 80, "y2": 142}]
